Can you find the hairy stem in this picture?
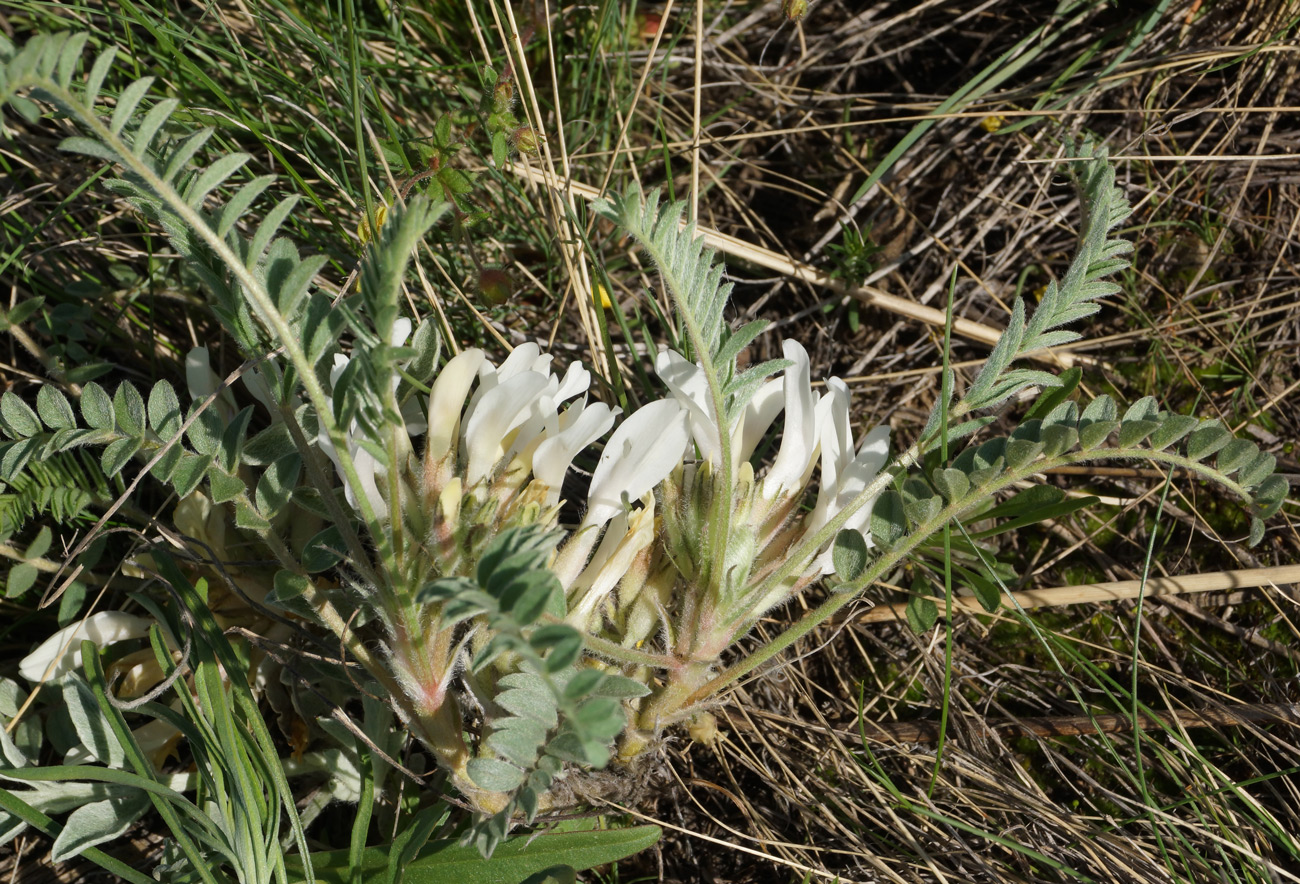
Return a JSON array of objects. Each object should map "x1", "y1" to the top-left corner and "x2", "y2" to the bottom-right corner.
[{"x1": 679, "y1": 443, "x2": 1252, "y2": 713}]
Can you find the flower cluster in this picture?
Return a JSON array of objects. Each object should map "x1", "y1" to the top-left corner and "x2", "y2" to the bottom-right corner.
[
  {"x1": 311, "y1": 332, "x2": 888, "y2": 723},
  {"x1": 169, "y1": 328, "x2": 888, "y2": 796},
  {"x1": 575, "y1": 339, "x2": 889, "y2": 676}
]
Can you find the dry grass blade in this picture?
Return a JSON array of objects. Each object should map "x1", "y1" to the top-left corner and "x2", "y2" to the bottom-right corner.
[{"x1": 857, "y1": 564, "x2": 1300, "y2": 622}]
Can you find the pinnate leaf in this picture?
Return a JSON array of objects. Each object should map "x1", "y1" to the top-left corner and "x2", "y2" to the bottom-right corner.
[
  {"x1": 185, "y1": 152, "x2": 251, "y2": 209},
  {"x1": 208, "y1": 469, "x2": 246, "y2": 504},
  {"x1": 1041, "y1": 423, "x2": 1080, "y2": 457},
  {"x1": 36, "y1": 386, "x2": 76, "y2": 429},
  {"x1": 530, "y1": 625, "x2": 583, "y2": 673},
  {"x1": 254, "y1": 453, "x2": 301, "y2": 516},
  {"x1": 112, "y1": 383, "x2": 145, "y2": 437},
  {"x1": 1217, "y1": 438, "x2": 1257, "y2": 475},
  {"x1": 100, "y1": 436, "x2": 141, "y2": 476},
  {"x1": 932, "y1": 468, "x2": 969, "y2": 502},
  {"x1": 1186, "y1": 421, "x2": 1231, "y2": 461},
  {"x1": 870, "y1": 490, "x2": 907, "y2": 550},
  {"x1": 906, "y1": 594, "x2": 938, "y2": 634},
  {"x1": 1249, "y1": 517, "x2": 1265, "y2": 547},
  {"x1": 79, "y1": 382, "x2": 112, "y2": 431},
  {"x1": 1117, "y1": 418, "x2": 1159, "y2": 448},
  {"x1": 147, "y1": 380, "x2": 181, "y2": 438},
  {"x1": 170, "y1": 453, "x2": 208, "y2": 498},
  {"x1": 1238, "y1": 451, "x2": 1276, "y2": 489},
  {"x1": 1024, "y1": 367, "x2": 1082, "y2": 422},
  {"x1": 1147, "y1": 413, "x2": 1198, "y2": 451},
  {"x1": 1004, "y1": 437, "x2": 1044, "y2": 471},
  {"x1": 467, "y1": 758, "x2": 525, "y2": 792},
  {"x1": 832, "y1": 528, "x2": 869, "y2": 583},
  {"x1": 1, "y1": 392, "x2": 41, "y2": 438},
  {"x1": 109, "y1": 76, "x2": 154, "y2": 135}
]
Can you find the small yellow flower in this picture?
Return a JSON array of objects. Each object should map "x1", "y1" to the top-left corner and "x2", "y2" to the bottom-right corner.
[
  {"x1": 594, "y1": 283, "x2": 613, "y2": 309},
  {"x1": 357, "y1": 203, "x2": 388, "y2": 245},
  {"x1": 979, "y1": 114, "x2": 1007, "y2": 133}
]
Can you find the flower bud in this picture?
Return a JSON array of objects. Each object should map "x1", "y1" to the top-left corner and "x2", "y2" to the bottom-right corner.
[
  {"x1": 512, "y1": 125, "x2": 542, "y2": 155},
  {"x1": 781, "y1": 0, "x2": 808, "y2": 22},
  {"x1": 687, "y1": 712, "x2": 721, "y2": 746},
  {"x1": 478, "y1": 268, "x2": 513, "y2": 306},
  {"x1": 492, "y1": 78, "x2": 515, "y2": 114},
  {"x1": 640, "y1": 11, "x2": 662, "y2": 41}
]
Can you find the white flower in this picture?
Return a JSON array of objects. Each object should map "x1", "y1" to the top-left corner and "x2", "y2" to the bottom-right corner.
[
  {"x1": 462, "y1": 370, "x2": 553, "y2": 485},
  {"x1": 425, "y1": 348, "x2": 487, "y2": 467},
  {"x1": 654, "y1": 341, "x2": 826, "y2": 502},
  {"x1": 808, "y1": 377, "x2": 890, "y2": 573},
  {"x1": 423, "y1": 346, "x2": 616, "y2": 511},
  {"x1": 458, "y1": 344, "x2": 596, "y2": 488},
  {"x1": 173, "y1": 490, "x2": 229, "y2": 563},
  {"x1": 185, "y1": 346, "x2": 278, "y2": 421},
  {"x1": 760, "y1": 340, "x2": 821, "y2": 499},
  {"x1": 531, "y1": 400, "x2": 620, "y2": 506},
  {"x1": 584, "y1": 398, "x2": 690, "y2": 528},
  {"x1": 655, "y1": 349, "x2": 723, "y2": 465},
  {"x1": 565, "y1": 497, "x2": 657, "y2": 629},
  {"x1": 19, "y1": 612, "x2": 152, "y2": 685},
  {"x1": 552, "y1": 398, "x2": 688, "y2": 589}
]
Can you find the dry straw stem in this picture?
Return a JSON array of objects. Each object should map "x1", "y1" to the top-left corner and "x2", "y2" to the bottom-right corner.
[
  {"x1": 857, "y1": 564, "x2": 1300, "y2": 623},
  {"x1": 510, "y1": 165, "x2": 1083, "y2": 368}
]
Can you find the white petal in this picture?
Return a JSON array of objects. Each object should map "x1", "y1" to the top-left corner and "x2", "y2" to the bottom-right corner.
[
  {"x1": 554, "y1": 361, "x2": 591, "y2": 404},
  {"x1": 502, "y1": 393, "x2": 559, "y2": 467},
  {"x1": 567, "y1": 503, "x2": 656, "y2": 629},
  {"x1": 586, "y1": 398, "x2": 689, "y2": 527},
  {"x1": 349, "y1": 442, "x2": 389, "y2": 519},
  {"x1": 655, "y1": 349, "x2": 721, "y2": 464},
  {"x1": 463, "y1": 372, "x2": 550, "y2": 485},
  {"x1": 241, "y1": 366, "x2": 277, "y2": 415},
  {"x1": 532, "y1": 401, "x2": 619, "y2": 495},
  {"x1": 329, "y1": 353, "x2": 350, "y2": 389},
  {"x1": 495, "y1": 342, "x2": 546, "y2": 381},
  {"x1": 737, "y1": 377, "x2": 783, "y2": 467},
  {"x1": 184, "y1": 348, "x2": 240, "y2": 422},
  {"x1": 20, "y1": 612, "x2": 152, "y2": 684},
  {"x1": 838, "y1": 425, "x2": 891, "y2": 518},
  {"x1": 390, "y1": 316, "x2": 412, "y2": 348},
  {"x1": 401, "y1": 396, "x2": 428, "y2": 437},
  {"x1": 812, "y1": 424, "x2": 891, "y2": 574},
  {"x1": 763, "y1": 340, "x2": 820, "y2": 498},
  {"x1": 464, "y1": 344, "x2": 548, "y2": 425},
  {"x1": 567, "y1": 509, "x2": 629, "y2": 617},
  {"x1": 809, "y1": 378, "x2": 853, "y2": 531},
  {"x1": 184, "y1": 347, "x2": 219, "y2": 400},
  {"x1": 425, "y1": 349, "x2": 485, "y2": 463}
]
